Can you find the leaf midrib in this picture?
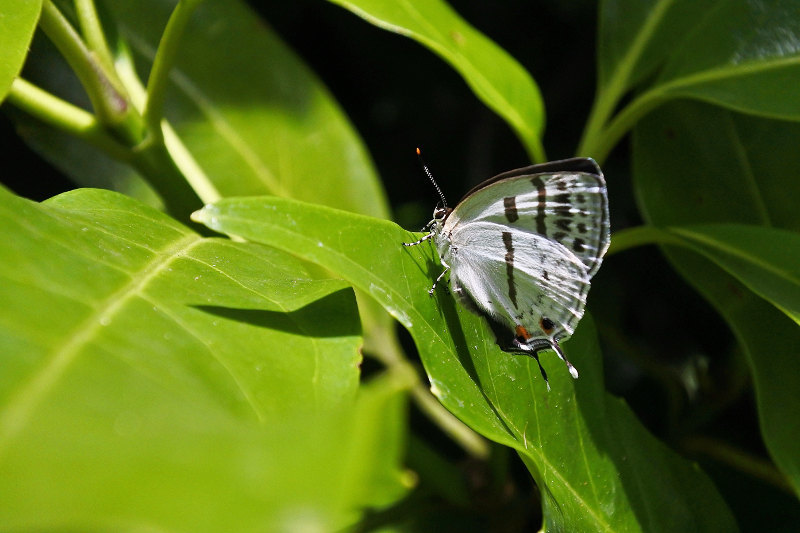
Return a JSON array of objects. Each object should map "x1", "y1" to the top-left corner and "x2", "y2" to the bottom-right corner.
[
  {"x1": 0, "y1": 232, "x2": 201, "y2": 460},
  {"x1": 671, "y1": 227, "x2": 800, "y2": 287}
]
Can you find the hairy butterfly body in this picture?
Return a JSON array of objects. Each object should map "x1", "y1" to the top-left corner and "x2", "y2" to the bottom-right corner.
[{"x1": 405, "y1": 155, "x2": 610, "y2": 389}]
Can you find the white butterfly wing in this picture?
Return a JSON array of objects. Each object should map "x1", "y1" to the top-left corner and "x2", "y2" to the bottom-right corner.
[
  {"x1": 437, "y1": 158, "x2": 609, "y2": 344},
  {"x1": 443, "y1": 221, "x2": 589, "y2": 342},
  {"x1": 446, "y1": 161, "x2": 609, "y2": 278}
]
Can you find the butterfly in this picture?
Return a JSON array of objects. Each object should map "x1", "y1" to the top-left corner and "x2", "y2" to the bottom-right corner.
[{"x1": 404, "y1": 152, "x2": 610, "y2": 388}]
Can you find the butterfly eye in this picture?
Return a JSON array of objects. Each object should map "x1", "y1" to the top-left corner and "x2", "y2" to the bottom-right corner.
[{"x1": 539, "y1": 317, "x2": 555, "y2": 335}]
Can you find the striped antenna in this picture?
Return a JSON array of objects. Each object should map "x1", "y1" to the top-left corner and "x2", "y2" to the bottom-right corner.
[{"x1": 416, "y1": 148, "x2": 447, "y2": 210}]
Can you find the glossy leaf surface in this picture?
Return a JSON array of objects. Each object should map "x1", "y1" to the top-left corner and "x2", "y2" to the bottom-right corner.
[
  {"x1": 194, "y1": 195, "x2": 737, "y2": 531},
  {"x1": 0, "y1": 187, "x2": 408, "y2": 530},
  {"x1": 634, "y1": 100, "x2": 800, "y2": 495},
  {"x1": 0, "y1": 0, "x2": 41, "y2": 102}
]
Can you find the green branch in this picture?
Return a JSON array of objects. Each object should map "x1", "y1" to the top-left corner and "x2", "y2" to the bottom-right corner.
[
  {"x1": 607, "y1": 225, "x2": 685, "y2": 257},
  {"x1": 580, "y1": 90, "x2": 669, "y2": 165},
  {"x1": 143, "y1": 0, "x2": 205, "y2": 141},
  {"x1": 73, "y1": 0, "x2": 116, "y2": 71},
  {"x1": 7, "y1": 78, "x2": 132, "y2": 162},
  {"x1": 682, "y1": 436, "x2": 794, "y2": 494},
  {"x1": 39, "y1": 0, "x2": 138, "y2": 139}
]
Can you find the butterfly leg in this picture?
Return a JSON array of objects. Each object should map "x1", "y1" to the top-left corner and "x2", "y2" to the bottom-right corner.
[
  {"x1": 403, "y1": 231, "x2": 435, "y2": 247},
  {"x1": 428, "y1": 263, "x2": 450, "y2": 295}
]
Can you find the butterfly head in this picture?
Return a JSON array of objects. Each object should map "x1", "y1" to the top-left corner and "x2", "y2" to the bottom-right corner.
[{"x1": 432, "y1": 205, "x2": 451, "y2": 222}]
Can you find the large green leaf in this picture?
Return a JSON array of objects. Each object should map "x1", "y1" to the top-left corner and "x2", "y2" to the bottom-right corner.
[
  {"x1": 586, "y1": 0, "x2": 800, "y2": 159},
  {"x1": 325, "y1": 0, "x2": 545, "y2": 162},
  {"x1": 633, "y1": 100, "x2": 800, "y2": 494},
  {"x1": 0, "y1": 0, "x2": 41, "y2": 102},
  {"x1": 598, "y1": 0, "x2": 713, "y2": 91},
  {"x1": 617, "y1": 224, "x2": 800, "y2": 326},
  {"x1": 193, "y1": 195, "x2": 737, "y2": 531},
  {"x1": 113, "y1": 0, "x2": 389, "y2": 217},
  {"x1": 0, "y1": 187, "x2": 409, "y2": 530},
  {"x1": 16, "y1": 0, "x2": 389, "y2": 219},
  {"x1": 669, "y1": 225, "x2": 800, "y2": 326},
  {"x1": 655, "y1": 0, "x2": 800, "y2": 119}
]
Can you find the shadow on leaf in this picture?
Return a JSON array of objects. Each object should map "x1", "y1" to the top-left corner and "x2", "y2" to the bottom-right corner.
[{"x1": 194, "y1": 288, "x2": 360, "y2": 338}]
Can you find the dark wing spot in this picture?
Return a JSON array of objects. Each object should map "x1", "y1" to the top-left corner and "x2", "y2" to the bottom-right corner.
[
  {"x1": 531, "y1": 176, "x2": 547, "y2": 236},
  {"x1": 502, "y1": 232, "x2": 517, "y2": 308},
  {"x1": 577, "y1": 222, "x2": 587, "y2": 234},
  {"x1": 503, "y1": 196, "x2": 519, "y2": 222},
  {"x1": 573, "y1": 238, "x2": 585, "y2": 253},
  {"x1": 553, "y1": 231, "x2": 567, "y2": 242},
  {"x1": 555, "y1": 193, "x2": 571, "y2": 204},
  {"x1": 555, "y1": 219, "x2": 572, "y2": 231},
  {"x1": 554, "y1": 205, "x2": 573, "y2": 217},
  {"x1": 543, "y1": 270, "x2": 550, "y2": 281},
  {"x1": 575, "y1": 194, "x2": 586, "y2": 204},
  {"x1": 540, "y1": 317, "x2": 555, "y2": 334}
]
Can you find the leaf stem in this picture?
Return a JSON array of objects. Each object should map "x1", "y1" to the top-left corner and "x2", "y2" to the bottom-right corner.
[
  {"x1": 576, "y1": 0, "x2": 674, "y2": 161},
  {"x1": 607, "y1": 225, "x2": 682, "y2": 257},
  {"x1": 143, "y1": 0, "x2": 204, "y2": 141},
  {"x1": 73, "y1": 0, "x2": 115, "y2": 71},
  {"x1": 587, "y1": 90, "x2": 668, "y2": 164},
  {"x1": 113, "y1": 39, "x2": 222, "y2": 205},
  {"x1": 411, "y1": 382, "x2": 490, "y2": 458},
  {"x1": 366, "y1": 322, "x2": 490, "y2": 459},
  {"x1": 7, "y1": 78, "x2": 132, "y2": 162},
  {"x1": 39, "y1": 0, "x2": 139, "y2": 140},
  {"x1": 681, "y1": 435, "x2": 795, "y2": 494}
]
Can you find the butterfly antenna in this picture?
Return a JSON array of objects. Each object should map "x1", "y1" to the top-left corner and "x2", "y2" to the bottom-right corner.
[{"x1": 416, "y1": 147, "x2": 447, "y2": 209}]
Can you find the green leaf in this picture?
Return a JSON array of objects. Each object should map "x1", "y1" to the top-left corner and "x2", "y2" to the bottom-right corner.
[
  {"x1": 112, "y1": 0, "x2": 389, "y2": 217},
  {"x1": 598, "y1": 0, "x2": 712, "y2": 91},
  {"x1": 668, "y1": 225, "x2": 800, "y2": 326},
  {"x1": 193, "y1": 195, "x2": 737, "y2": 531},
  {"x1": 655, "y1": 0, "x2": 800, "y2": 120},
  {"x1": 17, "y1": 0, "x2": 389, "y2": 219},
  {"x1": 0, "y1": 0, "x2": 42, "y2": 102},
  {"x1": 0, "y1": 187, "x2": 409, "y2": 530},
  {"x1": 633, "y1": 100, "x2": 800, "y2": 494},
  {"x1": 326, "y1": 0, "x2": 545, "y2": 161},
  {"x1": 585, "y1": 0, "x2": 800, "y2": 160}
]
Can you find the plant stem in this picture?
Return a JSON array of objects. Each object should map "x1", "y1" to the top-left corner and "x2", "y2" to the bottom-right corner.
[
  {"x1": 143, "y1": 0, "x2": 204, "y2": 141},
  {"x1": 7, "y1": 78, "x2": 131, "y2": 162},
  {"x1": 681, "y1": 436, "x2": 794, "y2": 494},
  {"x1": 577, "y1": 0, "x2": 673, "y2": 161},
  {"x1": 587, "y1": 90, "x2": 668, "y2": 164},
  {"x1": 39, "y1": 0, "x2": 140, "y2": 142},
  {"x1": 114, "y1": 39, "x2": 222, "y2": 205},
  {"x1": 73, "y1": 0, "x2": 115, "y2": 71},
  {"x1": 364, "y1": 317, "x2": 490, "y2": 459},
  {"x1": 9, "y1": 78, "x2": 201, "y2": 219},
  {"x1": 606, "y1": 225, "x2": 683, "y2": 257},
  {"x1": 131, "y1": 140, "x2": 205, "y2": 222}
]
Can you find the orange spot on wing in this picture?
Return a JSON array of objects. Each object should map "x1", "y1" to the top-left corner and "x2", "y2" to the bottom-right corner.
[{"x1": 515, "y1": 325, "x2": 532, "y2": 340}]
